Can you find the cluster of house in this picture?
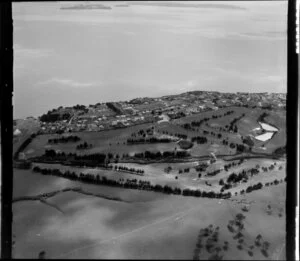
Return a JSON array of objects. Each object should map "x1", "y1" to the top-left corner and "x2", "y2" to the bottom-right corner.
[{"x1": 38, "y1": 92, "x2": 286, "y2": 134}]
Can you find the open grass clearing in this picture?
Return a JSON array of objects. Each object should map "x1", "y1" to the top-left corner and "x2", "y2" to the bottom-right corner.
[{"x1": 13, "y1": 176, "x2": 286, "y2": 259}]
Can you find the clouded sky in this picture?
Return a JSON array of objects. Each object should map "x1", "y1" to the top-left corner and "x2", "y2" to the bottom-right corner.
[{"x1": 13, "y1": 1, "x2": 287, "y2": 118}]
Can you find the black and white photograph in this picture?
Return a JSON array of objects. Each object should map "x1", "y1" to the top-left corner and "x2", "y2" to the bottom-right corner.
[{"x1": 8, "y1": 0, "x2": 293, "y2": 259}]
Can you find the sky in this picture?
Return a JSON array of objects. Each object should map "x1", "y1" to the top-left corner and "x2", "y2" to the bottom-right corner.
[{"x1": 13, "y1": 1, "x2": 287, "y2": 119}]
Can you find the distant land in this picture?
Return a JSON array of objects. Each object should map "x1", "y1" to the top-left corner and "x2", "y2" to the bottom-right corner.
[
  {"x1": 115, "y1": 4, "x2": 129, "y2": 7},
  {"x1": 60, "y1": 4, "x2": 112, "y2": 10},
  {"x1": 129, "y1": 2, "x2": 247, "y2": 10}
]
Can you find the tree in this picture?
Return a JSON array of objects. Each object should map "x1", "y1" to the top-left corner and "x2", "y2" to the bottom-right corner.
[
  {"x1": 262, "y1": 241, "x2": 270, "y2": 251},
  {"x1": 234, "y1": 125, "x2": 238, "y2": 133},
  {"x1": 236, "y1": 213, "x2": 246, "y2": 222},
  {"x1": 219, "y1": 179, "x2": 224, "y2": 186},
  {"x1": 38, "y1": 251, "x2": 46, "y2": 259}
]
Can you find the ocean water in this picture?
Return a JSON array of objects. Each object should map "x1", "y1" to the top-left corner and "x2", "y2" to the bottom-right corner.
[{"x1": 13, "y1": 1, "x2": 287, "y2": 119}]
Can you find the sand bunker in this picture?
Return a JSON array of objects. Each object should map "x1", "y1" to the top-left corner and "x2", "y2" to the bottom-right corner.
[
  {"x1": 258, "y1": 122, "x2": 278, "y2": 132},
  {"x1": 255, "y1": 132, "x2": 274, "y2": 141}
]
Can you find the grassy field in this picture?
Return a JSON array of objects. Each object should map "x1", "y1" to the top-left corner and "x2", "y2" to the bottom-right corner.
[
  {"x1": 23, "y1": 107, "x2": 285, "y2": 162},
  {"x1": 32, "y1": 156, "x2": 285, "y2": 195},
  {"x1": 171, "y1": 107, "x2": 285, "y2": 155},
  {"x1": 13, "y1": 106, "x2": 286, "y2": 259},
  {"x1": 25, "y1": 122, "x2": 160, "y2": 158},
  {"x1": 12, "y1": 167, "x2": 286, "y2": 259}
]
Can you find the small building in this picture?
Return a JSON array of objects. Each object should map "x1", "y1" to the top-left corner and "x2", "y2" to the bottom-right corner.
[{"x1": 13, "y1": 128, "x2": 22, "y2": 136}]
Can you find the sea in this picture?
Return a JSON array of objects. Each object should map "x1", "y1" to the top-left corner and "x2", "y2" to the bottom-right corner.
[{"x1": 13, "y1": 1, "x2": 287, "y2": 119}]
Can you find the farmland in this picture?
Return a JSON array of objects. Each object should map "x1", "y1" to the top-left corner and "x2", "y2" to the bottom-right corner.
[
  {"x1": 12, "y1": 91, "x2": 286, "y2": 259},
  {"x1": 13, "y1": 168, "x2": 285, "y2": 259}
]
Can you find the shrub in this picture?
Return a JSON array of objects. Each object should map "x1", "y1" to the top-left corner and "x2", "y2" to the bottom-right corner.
[
  {"x1": 205, "y1": 242, "x2": 214, "y2": 253},
  {"x1": 236, "y1": 213, "x2": 246, "y2": 221},
  {"x1": 227, "y1": 225, "x2": 235, "y2": 233},
  {"x1": 234, "y1": 232, "x2": 243, "y2": 240},
  {"x1": 38, "y1": 251, "x2": 46, "y2": 259},
  {"x1": 262, "y1": 241, "x2": 270, "y2": 251},
  {"x1": 261, "y1": 249, "x2": 269, "y2": 257},
  {"x1": 237, "y1": 244, "x2": 243, "y2": 250}
]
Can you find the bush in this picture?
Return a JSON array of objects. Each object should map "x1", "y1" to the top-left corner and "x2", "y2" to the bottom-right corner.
[
  {"x1": 261, "y1": 249, "x2": 269, "y2": 257},
  {"x1": 234, "y1": 232, "x2": 243, "y2": 239},
  {"x1": 237, "y1": 244, "x2": 243, "y2": 250},
  {"x1": 262, "y1": 241, "x2": 270, "y2": 251},
  {"x1": 236, "y1": 213, "x2": 246, "y2": 221},
  {"x1": 227, "y1": 225, "x2": 235, "y2": 233},
  {"x1": 38, "y1": 251, "x2": 46, "y2": 259},
  {"x1": 255, "y1": 241, "x2": 261, "y2": 247}
]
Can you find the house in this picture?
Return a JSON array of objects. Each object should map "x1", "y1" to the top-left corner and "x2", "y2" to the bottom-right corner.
[{"x1": 13, "y1": 128, "x2": 22, "y2": 136}]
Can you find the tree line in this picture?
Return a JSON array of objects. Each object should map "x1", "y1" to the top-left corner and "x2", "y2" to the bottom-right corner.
[
  {"x1": 132, "y1": 150, "x2": 190, "y2": 159},
  {"x1": 245, "y1": 182, "x2": 263, "y2": 193},
  {"x1": 227, "y1": 113, "x2": 245, "y2": 132},
  {"x1": 219, "y1": 167, "x2": 260, "y2": 191},
  {"x1": 181, "y1": 110, "x2": 234, "y2": 131},
  {"x1": 114, "y1": 165, "x2": 145, "y2": 175},
  {"x1": 265, "y1": 178, "x2": 285, "y2": 187},
  {"x1": 178, "y1": 168, "x2": 190, "y2": 174},
  {"x1": 191, "y1": 136, "x2": 208, "y2": 144},
  {"x1": 76, "y1": 141, "x2": 93, "y2": 150},
  {"x1": 38, "y1": 148, "x2": 191, "y2": 165},
  {"x1": 32, "y1": 166, "x2": 232, "y2": 199},
  {"x1": 48, "y1": 135, "x2": 81, "y2": 144},
  {"x1": 40, "y1": 111, "x2": 71, "y2": 123},
  {"x1": 223, "y1": 159, "x2": 244, "y2": 171},
  {"x1": 273, "y1": 146, "x2": 286, "y2": 156},
  {"x1": 131, "y1": 127, "x2": 154, "y2": 138},
  {"x1": 182, "y1": 119, "x2": 208, "y2": 130},
  {"x1": 106, "y1": 102, "x2": 123, "y2": 114},
  {"x1": 41, "y1": 149, "x2": 107, "y2": 164},
  {"x1": 157, "y1": 130, "x2": 188, "y2": 140},
  {"x1": 257, "y1": 112, "x2": 269, "y2": 122},
  {"x1": 206, "y1": 169, "x2": 222, "y2": 177},
  {"x1": 14, "y1": 133, "x2": 37, "y2": 161},
  {"x1": 127, "y1": 137, "x2": 172, "y2": 144}
]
